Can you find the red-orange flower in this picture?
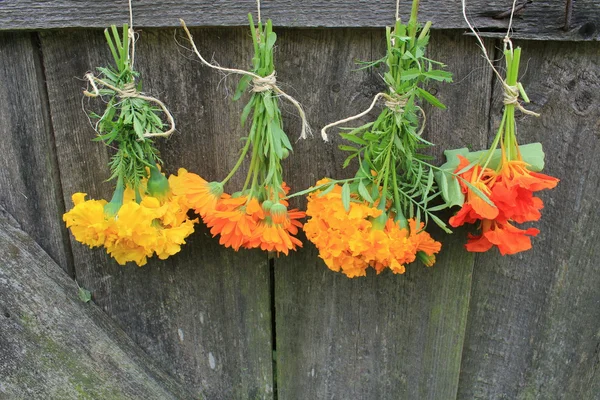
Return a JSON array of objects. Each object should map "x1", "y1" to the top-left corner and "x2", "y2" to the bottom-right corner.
[
  {"x1": 465, "y1": 219, "x2": 539, "y2": 255},
  {"x1": 449, "y1": 156, "x2": 498, "y2": 228},
  {"x1": 450, "y1": 153, "x2": 558, "y2": 255}
]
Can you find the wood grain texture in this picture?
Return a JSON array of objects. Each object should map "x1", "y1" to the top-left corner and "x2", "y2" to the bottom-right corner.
[
  {"x1": 2, "y1": 0, "x2": 599, "y2": 41},
  {"x1": 273, "y1": 30, "x2": 496, "y2": 399},
  {"x1": 0, "y1": 33, "x2": 73, "y2": 274},
  {"x1": 457, "y1": 40, "x2": 600, "y2": 400},
  {"x1": 0, "y1": 207, "x2": 195, "y2": 400},
  {"x1": 40, "y1": 28, "x2": 274, "y2": 399}
]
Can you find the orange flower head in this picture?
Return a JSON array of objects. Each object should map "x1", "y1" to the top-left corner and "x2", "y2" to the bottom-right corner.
[{"x1": 169, "y1": 168, "x2": 224, "y2": 218}]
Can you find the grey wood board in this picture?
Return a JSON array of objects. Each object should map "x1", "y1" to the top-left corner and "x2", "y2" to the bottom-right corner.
[
  {"x1": 0, "y1": 32, "x2": 73, "y2": 274},
  {"x1": 2, "y1": 0, "x2": 599, "y2": 41},
  {"x1": 273, "y1": 30, "x2": 496, "y2": 399},
  {"x1": 40, "y1": 27, "x2": 274, "y2": 399},
  {"x1": 457, "y1": 40, "x2": 600, "y2": 399},
  {"x1": 0, "y1": 206, "x2": 195, "y2": 399}
]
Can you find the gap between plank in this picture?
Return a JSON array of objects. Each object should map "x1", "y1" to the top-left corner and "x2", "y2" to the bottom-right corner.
[{"x1": 32, "y1": 32, "x2": 76, "y2": 278}]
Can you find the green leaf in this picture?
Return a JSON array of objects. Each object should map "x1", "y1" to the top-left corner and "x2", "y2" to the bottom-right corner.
[
  {"x1": 240, "y1": 97, "x2": 255, "y2": 127},
  {"x1": 266, "y1": 32, "x2": 277, "y2": 50},
  {"x1": 234, "y1": 75, "x2": 252, "y2": 101},
  {"x1": 338, "y1": 145, "x2": 358, "y2": 152},
  {"x1": 317, "y1": 183, "x2": 336, "y2": 197},
  {"x1": 340, "y1": 133, "x2": 367, "y2": 146},
  {"x1": 461, "y1": 179, "x2": 495, "y2": 207},
  {"x1": 400, "y1": 68, "x2": 422, "y2": 81},
  {"x1": 263, "y1": 92, "x2": 275, "y2": 118},
  {"x1": 358, "y1": 180, "x2": 374, "y2": 203},
  {"x1": 342, "y1": 153, "x2": 358, "y2": 168},
  {"x1": 78, "y1": 287, "x2": 92, "y2": 303},
  {"x1": 429, "y1": 213, "x2": 453, "y2": 234},
  {"x1": 423, "y1": 69, "x2": 453, "y2": 82},
  {"x1": 416, "y1": 87, "x2": 446, "y2": 109},
  {"x1": 341, "y1": 182, "x2": 351, "y2": 212}
]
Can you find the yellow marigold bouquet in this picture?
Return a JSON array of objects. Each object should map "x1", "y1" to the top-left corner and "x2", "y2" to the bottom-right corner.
[
  {"x1": 63, "y1": 24, "x2": 197, "y2": 266},
  {"x1": 302, "y1": 1, "x2": 452, "y2": 278}
]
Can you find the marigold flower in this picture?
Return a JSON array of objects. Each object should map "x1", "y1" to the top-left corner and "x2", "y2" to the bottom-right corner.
[
  {"x1": 304, "y1": 179, "x2": 441, "y2": 278},
  {"x1": 63, "y1": 193, "x2": 111, "y2": 248},
  {"x1": 64, "y1": 174, "x2": 198, "y2": 266}
]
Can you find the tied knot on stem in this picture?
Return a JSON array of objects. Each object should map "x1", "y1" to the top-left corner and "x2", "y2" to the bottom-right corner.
[
  {"x1": 502, "y1": 82, "x2": 540, "y2": 117},
  {"x1": 252, "y1": 72, "x2": 276, "y2": 93},
  {"x1": 83, "y1": 73, "x2": 176, "y2": 139},
  {"x1": 383, "y1": 92, "x2": 408, "y2": 114},
  {"x1": 118, "y1": 82, "x2": 139, "y2": 98}
]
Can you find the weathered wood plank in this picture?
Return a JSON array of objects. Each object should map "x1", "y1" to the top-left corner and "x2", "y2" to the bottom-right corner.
[
  {"x1": 274, "y1": 30, "x2": 495, "y2": 399},
  {"x1": 457, "y1": 40, "x2": 600, "y2": 399},
  {"x1": 2, "y1": 0, "x2": 599, "y2": 41},
  {"x1": 0, "y1": 32, "x2": 73, "y2": 274},
  {"x1": 0, "y1": 207, "x2": 195, "y2": 399},
  {"x1": 40, "y1": 28, "x2": 274, "y2": 398}
]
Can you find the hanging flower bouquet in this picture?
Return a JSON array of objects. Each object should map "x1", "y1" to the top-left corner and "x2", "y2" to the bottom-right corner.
[
  {"x1": 300, "y1": 0, "x2": 453, "y2": 278},
  {"x1": 436, "y1": 44, "x2": 559, "y2": 255},
  {"x1": 63, "y1": 25, "x2": 197, "y2": 266},
  {"x1": 178, "y1": 15, "x2": 308, "y2": 255}
]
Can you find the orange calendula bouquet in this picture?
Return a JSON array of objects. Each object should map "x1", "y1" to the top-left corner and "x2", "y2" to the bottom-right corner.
[
  {"x1": 176, "y1": 15, "x2": 307, "y2": 255},
  {"x1": 63, "y1": 25, "x2": 197, "y2": 266},
  {"x1": 436, "y1": 43, "x2": 559, "y2": 255},
  {"x1": 301, "y1": 2, "x2": 452, "y2": 278}
]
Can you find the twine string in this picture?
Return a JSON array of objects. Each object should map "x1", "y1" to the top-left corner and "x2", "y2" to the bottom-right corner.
[
  {"x1": 180, "y1": 19, "x2": 313, "y2": 140},
  {"x1": 128, "y1": 0, "x2": 135, "y2": 68},
  {"x1": 257, "y1": 0, "x2": 261, "y2": 23},
  {"x1": 461, "y1": 0, "x2": 539, "y2": 117},
  {"x1": 321, "y1": 92, "x2": 413, "y2": 140},
  {"x1": 84, "y1": 74, "x2": 176, "y2": 138},
  {"x1": 252, "y1": 73, "x2": 276, "y2": 92},
  {"x1": 395, "y1": 0, "x2": 401, "y2": 21}
]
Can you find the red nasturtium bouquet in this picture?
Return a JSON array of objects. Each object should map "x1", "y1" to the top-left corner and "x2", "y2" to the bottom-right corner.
[
  {"x1": 436, "y1": 44, "x2": 559, "y2": 255},
  {"x1": 301, "y1": 3, "x2": 452, "y2": 278},
  {"x1": 63, "y1": 25, "x2": 197, "y2": 266},
  {"x1": 176, "y1": 16, "x2": 306, "y2": 255}
]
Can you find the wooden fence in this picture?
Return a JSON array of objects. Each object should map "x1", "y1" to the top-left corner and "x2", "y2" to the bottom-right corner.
[{"x1": 1, "y1": 1, "x2": 599, "y2": 399}]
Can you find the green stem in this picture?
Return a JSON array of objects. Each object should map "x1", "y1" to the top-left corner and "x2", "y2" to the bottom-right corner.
[
  {"x1": 221, "y1": 136, "x2": 253, "y2": 185},
  {"x1": 284, "y1": 178, "x2": 360, "y2": 199}
]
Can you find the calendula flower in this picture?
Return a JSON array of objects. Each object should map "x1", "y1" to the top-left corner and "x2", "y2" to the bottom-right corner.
[{"x1": 169, "y1": 168, "x2": 224, "y2": 218}]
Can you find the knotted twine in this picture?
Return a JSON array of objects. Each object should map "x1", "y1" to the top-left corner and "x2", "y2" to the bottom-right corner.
[
  {"x1": 180, "y1": 19, "x2": 313, "y2": 141},
  {"x1": 461, "y1": 0, "x2": 540, "y2": 117},
  {"x1": 84, "y1": 74, "x2": 176, "y2": 138},
  {"x1": 320, "y1": 90, "x2": 428, "y2": 140}
]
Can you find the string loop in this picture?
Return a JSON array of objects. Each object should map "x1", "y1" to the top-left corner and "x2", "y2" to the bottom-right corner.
[
  {"x1": 83, "y1": 73, "x2": 176, "y2": 138},
  {"x1": 180, "y1": 19, "x2": 312, "y2": 140},
  {"x1": 252, "y1": 72, "x2": 276, "y2": 92}
]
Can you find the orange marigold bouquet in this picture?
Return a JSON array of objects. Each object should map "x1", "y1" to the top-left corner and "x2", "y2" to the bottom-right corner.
[
  {"x1": 302, "y1": 3, "x2": 451, "y2": 278},
  {"x1": 436, "y1": 44, "x2": 559, "y2": 255},
  {"x1": 175, "y1": 16, "x2": 306, "y2": 255},
  {"x1": 63, "y1": 25, "x2": 197, "y2": 266}
]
